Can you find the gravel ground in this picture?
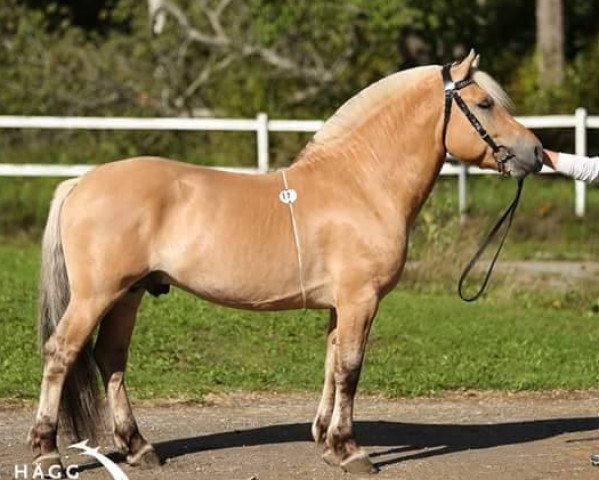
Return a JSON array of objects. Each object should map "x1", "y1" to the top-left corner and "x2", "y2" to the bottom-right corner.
[
  {"x1": 3, "y1": 261, "x2": 599, "y2": 479},
  {"x1": 1, "y1": 391, "x2": 599, "y2": 480}
]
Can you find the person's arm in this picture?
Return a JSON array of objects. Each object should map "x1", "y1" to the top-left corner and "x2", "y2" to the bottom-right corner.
[{"x1": 543, "y1": 149, "x2": 599, "y2": 184}]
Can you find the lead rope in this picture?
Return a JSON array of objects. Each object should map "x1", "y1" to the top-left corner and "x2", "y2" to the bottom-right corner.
[
  {"x1": 280, "y1": 170, "x2": 307, "y2": 308},
  {"x1": 458, "y1": 178, "x2": 524, "y2": 302}
]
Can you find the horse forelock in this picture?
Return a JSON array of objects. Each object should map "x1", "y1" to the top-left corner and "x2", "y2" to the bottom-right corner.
[
  {"x1": 312, "y1": 66, "x2": 438, "y2": 145},
  {"x1": 472, "y1": 70, "x2": 514, "y2": 111}
]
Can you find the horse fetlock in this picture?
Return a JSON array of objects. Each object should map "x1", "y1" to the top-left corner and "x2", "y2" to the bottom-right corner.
[
  {"x1": 326, "y1": 423, "x2": 352, "y2": 449},
  {"x1": 112, "y1": 432, "x2": 130, "y2": 453},
  {"x1": 29, "y1": 418, "x2": 58, "y2": 456},
  {"x1": 311, "y1": 416, "x2": 330, "y2": 444},
  {"x1": 113, "y1": 420, "x2": 140, "y2": 452},
  {"x1": 126, "y1": 443, "x2": 161, "y2": 468},
  {"x1": 326, "y1": 428, "x2": 367, "y2": 469},
  {"x1": 312, "y1": 401, "x2": 335, "y2": 444}
]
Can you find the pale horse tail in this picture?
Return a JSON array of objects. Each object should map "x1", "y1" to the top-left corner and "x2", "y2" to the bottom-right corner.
[{"x1": 38, "y1": 177, "x2": 102, "y2": 443}]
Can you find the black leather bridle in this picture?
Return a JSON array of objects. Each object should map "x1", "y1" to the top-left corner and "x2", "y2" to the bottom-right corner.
[
  {"x1": 441, "y1": 63, "x2": 515, "y2": 174},
  {"x1": 440, "y1": 63, "x2": 525, "y2": 302}
]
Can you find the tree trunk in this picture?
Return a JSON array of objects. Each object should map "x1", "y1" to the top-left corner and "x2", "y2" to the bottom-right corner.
[
  {"x1": 536, "y1": 0, "x2": 564, "y2": 87},
  {"x1": 148, "y1": 0, "x2": 166, "y2": 34}
]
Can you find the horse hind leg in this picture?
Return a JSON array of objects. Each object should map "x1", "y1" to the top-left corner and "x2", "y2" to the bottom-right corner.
[
  {"x1": 312, "y1": 309, "x2": 337, "y2": 446},
  {"x1": 93, "y1": 290, "x2": 160, "y2": 468},
  {"x1": 30, "y1": 295, "x2": 110, "y2": 475}
]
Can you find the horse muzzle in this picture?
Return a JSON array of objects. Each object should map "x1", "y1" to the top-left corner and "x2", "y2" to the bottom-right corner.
[{"x1": 504, "y1": 143, "x2": 544, "y2": 179}]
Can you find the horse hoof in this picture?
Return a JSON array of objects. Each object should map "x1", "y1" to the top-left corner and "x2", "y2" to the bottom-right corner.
[
  {"x1": 127, "y1": 445, "x2": 161, "y2": 468},
  {"x1": 322, "y1": 448, "x2": 340, "y2": 467},
  {"x1": 340, "y1": 451, "x2": 378, "y2": 474},
  {"x1": 33, "y1": 452, "x2": 65, "y2": 479}
]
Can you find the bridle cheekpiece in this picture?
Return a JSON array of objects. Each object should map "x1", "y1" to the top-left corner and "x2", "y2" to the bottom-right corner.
[
  {"x1": 443, "y1": 63, "x2": 525, "y2": 302},
  {"x1": 440, "y1": 63, "x2": 514, "y2": 175}
]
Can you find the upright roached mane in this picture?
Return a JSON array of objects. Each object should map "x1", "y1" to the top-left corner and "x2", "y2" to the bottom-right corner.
[
  {"x1": 313, "y1": 67, "x2": 430, "y2": 144},
  {"x1": 29, "y1": 52, "x2": 543, "y2": 477},
  {"x1": 314, "y1": 67, "x2": 513, "y2": 147}
]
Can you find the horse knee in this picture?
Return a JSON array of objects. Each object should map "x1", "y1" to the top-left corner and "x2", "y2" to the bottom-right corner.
[{"x1": 335, "y1": 358, "x2": 362, "y2": 393}]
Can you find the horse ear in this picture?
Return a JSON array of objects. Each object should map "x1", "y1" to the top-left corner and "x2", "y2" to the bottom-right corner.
[
  {"x1": 452, "y1": 48, "x2": 477, "y2": 80},
  {"x1": 464, "y1": 48, "x2": 477, "y2": 64}
]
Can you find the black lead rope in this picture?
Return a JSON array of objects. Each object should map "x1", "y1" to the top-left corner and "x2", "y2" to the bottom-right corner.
[
  {"x1": 440, "y1": 62, "x2": 523, "y2": 301},
  {"x1": 457, "y1": 179, "x2": 524, "y2": 302}
]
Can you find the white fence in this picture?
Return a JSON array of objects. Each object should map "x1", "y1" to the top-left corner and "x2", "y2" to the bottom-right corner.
[{"x1": 0, "y1": 109, "x2": 594, "y2": 217}]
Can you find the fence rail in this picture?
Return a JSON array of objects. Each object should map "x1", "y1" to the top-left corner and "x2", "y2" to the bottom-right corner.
[{"x1": 0, "y1": 109, "x2": 594, "y2": 217}]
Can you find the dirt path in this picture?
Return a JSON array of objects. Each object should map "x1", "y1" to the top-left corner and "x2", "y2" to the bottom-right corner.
[
  {"x1": 2, "y1": 392, "x2": 599, "y2": 480},
  {"x1": 495, "y1": 261, "x2": 599, "y2": 288},
  {"x1": 404, "y1": 260, "x2": 599, "y2": 289}
]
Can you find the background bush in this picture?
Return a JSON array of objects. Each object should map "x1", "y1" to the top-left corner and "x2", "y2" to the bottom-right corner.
[{"x1": 2, "y1": 0, "x2": 599, "y2": 245}]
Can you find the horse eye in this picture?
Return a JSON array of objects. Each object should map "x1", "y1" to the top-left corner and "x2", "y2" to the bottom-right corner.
[{"x1": 477, "y1": 97, "x2": 494, "y2": 109}]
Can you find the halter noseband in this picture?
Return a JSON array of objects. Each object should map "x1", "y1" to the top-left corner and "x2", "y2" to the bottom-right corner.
[{"x1": 441, "y1": 63, "x2": 513, "y2": 174}]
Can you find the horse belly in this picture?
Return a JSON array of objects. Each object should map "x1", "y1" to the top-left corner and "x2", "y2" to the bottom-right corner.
[
  {"x1": 149, "y1": 170, "x2": 331, "y2": 310},
  {"x1": 160, "y1": 236, "x2": 324, "y2": 311}
]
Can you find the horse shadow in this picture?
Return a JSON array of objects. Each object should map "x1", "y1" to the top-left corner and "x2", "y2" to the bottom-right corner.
[
  {"x1": 153, "y1": 417, "x2": 599, "y2": 469},
  {"x1": 77, "y1": 416, "x2": 599, "y2": 473}
]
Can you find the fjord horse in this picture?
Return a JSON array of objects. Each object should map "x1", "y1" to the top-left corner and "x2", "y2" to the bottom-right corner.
[{"x1": 30, "y1": 51, "x2": 543, "y2": 474}]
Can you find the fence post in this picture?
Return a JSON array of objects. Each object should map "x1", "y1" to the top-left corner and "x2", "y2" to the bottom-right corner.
[
  {"x1": 458, "y1": 163, "x2": 468, "y2": 223},
  {"x1": 256, "y1": 112, "x2": 269, "y2": 173},
  {"x1": 574, "y1": 107, "x2": 587, "y2": 217}
]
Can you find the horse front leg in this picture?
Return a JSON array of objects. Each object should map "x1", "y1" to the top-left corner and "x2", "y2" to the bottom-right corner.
[
  {"x1": 323, "y1": 293, "x2": 378, "y2": 474},
  {"x1": 312, "y1": 309, "x2": 337, "y2": 444}
]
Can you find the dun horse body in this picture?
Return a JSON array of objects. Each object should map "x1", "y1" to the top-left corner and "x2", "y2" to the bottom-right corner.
[{"x1": 30, "y1": 51, "x2": 543, "y2": 475}]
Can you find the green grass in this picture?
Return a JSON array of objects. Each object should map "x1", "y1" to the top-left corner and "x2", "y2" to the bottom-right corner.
[
  {"x1": 1, "y1": 245, "x2": 599, "y2": 401},
  {"x1": 409, "y1": 173, "x2": 599, "y2": 261}
]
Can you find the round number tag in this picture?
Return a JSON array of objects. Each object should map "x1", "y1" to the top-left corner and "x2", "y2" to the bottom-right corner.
[{"x1": 279, "y1": 188, "x2": 298, "y2": 204}]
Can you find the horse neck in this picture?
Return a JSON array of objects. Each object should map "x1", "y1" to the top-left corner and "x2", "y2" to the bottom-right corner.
[{"x1": 292, "y1": 77, "x2": 446, "y2": 224}]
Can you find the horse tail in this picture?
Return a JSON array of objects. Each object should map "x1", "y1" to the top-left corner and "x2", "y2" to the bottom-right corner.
[{"x1": 38, "y1": 177, "x2": 102, "y2": 442}]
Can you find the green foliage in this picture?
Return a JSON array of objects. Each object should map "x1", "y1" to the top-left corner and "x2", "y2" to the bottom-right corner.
[
  {"x1": 407, "y1": 174, "x2": 599, "y2": 264},
  {"x1": 0, "y1": 178, "x2": 61, "y2": 237},
  {"x1": 511, "y1": 42, "x2": 599, "y2": 116},
  {"x1": 2, "y1": 1, "x2": 599, "y2": 120},
  {"x1": 4, "y1": 0, "x2": 599, "y2": 239}
]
